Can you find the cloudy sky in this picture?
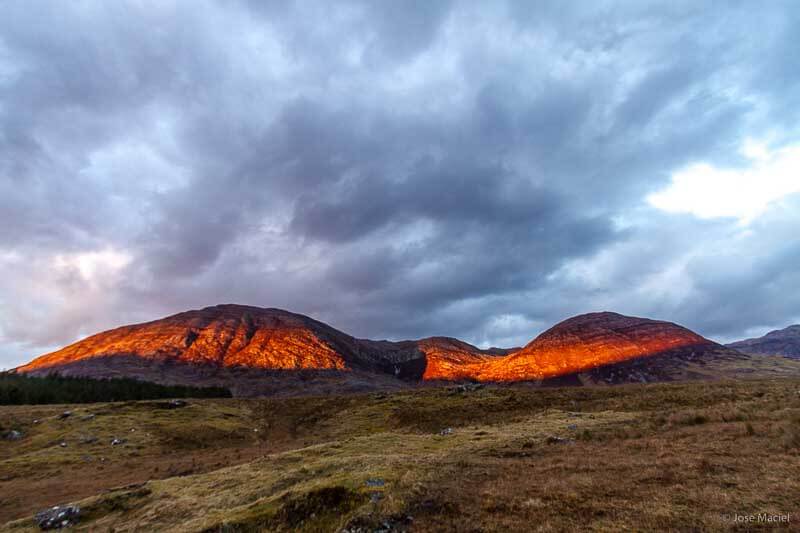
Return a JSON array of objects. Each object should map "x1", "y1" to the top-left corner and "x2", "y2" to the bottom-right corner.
[{"x1": 1, "y1": 1, "x2": 799, "y2": 368}]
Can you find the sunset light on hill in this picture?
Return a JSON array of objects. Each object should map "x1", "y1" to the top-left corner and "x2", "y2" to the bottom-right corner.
[{"x1": 2, "y1": 1, "x2": 800, "y2": 530}]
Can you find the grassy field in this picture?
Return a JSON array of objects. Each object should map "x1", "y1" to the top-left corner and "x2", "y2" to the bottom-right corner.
[{"x1": 2, "y1": 379, "x2": 800, "y2": 531}]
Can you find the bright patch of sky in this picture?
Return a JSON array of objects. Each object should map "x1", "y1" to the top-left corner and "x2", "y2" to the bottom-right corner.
[
  {"x1": 53, "y1": 248, "x2": 132, "y2": 286},
  {"x1": 648, "y1": 140, "x2": 800, "y2": 224}
]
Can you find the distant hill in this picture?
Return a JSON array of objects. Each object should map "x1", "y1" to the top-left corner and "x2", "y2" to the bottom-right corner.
[
  {"x1": 15, "y1": 305, "x2": 800, "y2": 395},
  {"x1": 475, "y1": 312, "x2": 776, "y2": 384},
  {"x1": 727, "y1": 325, "x2": 800, "y2": 359}
]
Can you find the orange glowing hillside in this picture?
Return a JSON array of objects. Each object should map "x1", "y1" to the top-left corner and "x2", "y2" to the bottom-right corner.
[
  {"x1": 16, "y1": 305, "x2": 507, "y2": 384},
  {"x1": 476, "y1": 312, "x2": 726, "y2": 381},
  {"x1": 17, "y1": 304, "x2": 766, "y2": 393},
  {"x1": 18, "y1": 305, "x2": 363, "y2": 373}
]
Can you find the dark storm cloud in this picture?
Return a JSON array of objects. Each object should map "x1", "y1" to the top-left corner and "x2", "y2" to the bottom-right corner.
[{"x1": 2, "y1": 0, "x2": 800, "y2": 367}]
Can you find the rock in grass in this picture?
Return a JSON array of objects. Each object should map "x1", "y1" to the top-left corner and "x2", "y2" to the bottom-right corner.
[
  {"x1": 34, "y1": 505, "x2": 80, "y2": 530},
  {"x1": 3, "y1": 430, "x2": 23, "y2": 441},
  {"x1": 448, "y1": 383, "x2": 485, "y2": 394},
  {"x1": 57, "y1": 411, "x2": 72, "y2": 420},
  {"x1": 545, "y1": 436, "x2": 574, "y2": 445}
]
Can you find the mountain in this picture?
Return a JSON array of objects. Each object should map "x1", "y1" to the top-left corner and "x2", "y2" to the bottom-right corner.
[
  {"x1": 727, "y1": 325, "x2": 800, "y2": 358},
  {"x1": 15, "y1": 305, "x2": 503, "y2": 394},
  {"x1": 19, "y1": 305, "x2": 365, "y2": 373},
  {"x1": 476, "y1": 312, "x2": 757, "y2": 384},
  {"x1": 16, "y1": 305, "x2": 800, "y2": 395},
  {"x1": 15, "y1": 305, "x2": 399, "y2": 396}
]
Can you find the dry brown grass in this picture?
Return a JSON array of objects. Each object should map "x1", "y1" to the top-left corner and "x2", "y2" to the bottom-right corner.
[{"x1": 3, "y1": 379, "x2": 800, "y2": 531}]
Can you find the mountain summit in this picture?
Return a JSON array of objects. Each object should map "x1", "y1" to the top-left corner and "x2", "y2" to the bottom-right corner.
[
  {"x1": 476, "y1": 312, "x2": 747, "y2": 383},
  {"x1": 18, "y1": 305, "x2": 365, "y2": 373},
  {"x1": 16, "y1": 305, "x2": 798, "y2": 394}
]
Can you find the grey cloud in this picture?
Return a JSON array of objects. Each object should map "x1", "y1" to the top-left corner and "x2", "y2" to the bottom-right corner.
[{"x1": 1, "y1": 0, "x2": 800, "y2": 368}]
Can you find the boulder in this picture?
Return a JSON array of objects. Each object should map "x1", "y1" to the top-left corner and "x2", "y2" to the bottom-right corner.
[
  {"x1": 34, "y1": 505, "x2": 80, "y2": 530},
  {"x1": 448, "y1": 383, "x2": 485, "y2": 394},
  {"x1": 3, "y1": 430, "x2": 23, "y2": 441}
]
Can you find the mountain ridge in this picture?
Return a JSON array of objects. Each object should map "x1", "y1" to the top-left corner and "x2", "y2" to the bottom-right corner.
[
  {"x1": 16, "y1": 304, "x2": 800, "y2": 395},
  {"x1": 727, "y1": 324, "x2": 800, "y2": 359}
]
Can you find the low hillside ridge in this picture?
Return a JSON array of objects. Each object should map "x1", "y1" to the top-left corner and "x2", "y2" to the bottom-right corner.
[
  {"x1": 727, "y1": 324, "x2": 800, "y2": 359},
  {"x1": 17, "y1": 305, "x2": 797, "y2": 392}
]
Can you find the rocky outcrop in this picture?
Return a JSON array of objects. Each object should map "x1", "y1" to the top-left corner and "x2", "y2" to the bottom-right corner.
[
  {"x1": 727, "y1": 325, "x2": 800, "y2": 359},
  {"x1": 35, "y1": 505, "x2": 81, "y2": 530}
]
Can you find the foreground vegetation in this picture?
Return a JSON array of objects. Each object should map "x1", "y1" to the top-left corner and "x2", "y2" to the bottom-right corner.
[
  {"x1": 1, "y1": 379, "x2": 799, "y2": 531},
  {"x1": 0, "y1": 372, "x2": 231, "y2": 405}
]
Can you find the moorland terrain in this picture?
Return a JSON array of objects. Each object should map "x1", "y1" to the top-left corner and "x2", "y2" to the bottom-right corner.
[
  {"x1": 5, "y1": 304, "x2": 800, "y2": 531},
  {"x1": 2, "y1": 379, "x2": 800, "y2": 531}
]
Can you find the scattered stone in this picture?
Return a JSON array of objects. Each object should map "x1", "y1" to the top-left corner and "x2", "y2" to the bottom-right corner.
[
  {"x1": 34, "y1": 505, "x2": 81, "y2": 530},
  {"x1": 33, "y1": 419, "x2": 40, "y2": 424},
  {"x1": 80, "y1": 414, "x2": 95, "y2": 421},
  {"x1": 342, "y1": 514, "x2": 413, "y2": 533},
  {"x1": 545, "y1": 436, "x2": 574, "y2": 445},
  {"x1": 449, "y1": 383, "x2": 485, "y2": 394},
  {"x1": 373, "y1": 393, "x2": 388, "y2": 400},
  {"x1": 439, "y1": 427, "x2": 453, "y2": 436},
  {"x1": 3, "y1": 430, "x2": 23, "y2": 441},
  {"x1": 111, "y1": 438, "x2": 126, "y2": 446},
  {"x1": 59, "y1": 442, "x2": 67, "y2": 448},
  {"x1": 365, "y1": 478, "x2": 385, "y2": 487},
  {"x1": 567, "y1": 424, "x2": 578, "y2": 430},
  {"x1": 57, "y1": 411, "x2": 72, "y2": 420},
  {"x1": 153, "y1": 399, "x2": 188, "y2": 409}
]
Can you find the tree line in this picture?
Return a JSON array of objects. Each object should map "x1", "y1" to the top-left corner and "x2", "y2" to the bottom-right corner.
[{"x1": 0, "y1": 372, "x2": 231, "y2": 404}]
